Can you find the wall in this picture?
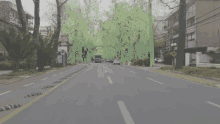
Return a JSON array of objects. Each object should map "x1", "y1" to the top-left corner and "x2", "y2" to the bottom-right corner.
[{"x1": 196, "y1": 1, "x2": 220, "y2": 47}]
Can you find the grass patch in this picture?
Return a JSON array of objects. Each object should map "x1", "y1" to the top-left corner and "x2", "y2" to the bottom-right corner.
[
  {"x1": 0, "y1": 76, "x2": 14, "y2": 80},
  {"x1": 159, "y1": 66, "x2": 220, "y2": 80},
  {"x1": 152, "y1": 69, "x2": 219, "y2": 88}
]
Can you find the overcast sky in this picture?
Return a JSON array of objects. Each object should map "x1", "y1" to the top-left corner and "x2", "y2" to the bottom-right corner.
[{"x1": 12, "y1": 0, "x2": 178, "y2": 27}]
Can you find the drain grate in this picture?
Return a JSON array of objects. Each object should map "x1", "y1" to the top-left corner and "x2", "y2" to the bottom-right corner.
[
  {"x1": 24, "y1": 92, "x2": 42, "y2": 98},
  {"x1": 42, "y1": 85, "x2": 54, "y2": 89},
  {"x1": 0, "y1": 104, "x2": 21, "y2": 112}
]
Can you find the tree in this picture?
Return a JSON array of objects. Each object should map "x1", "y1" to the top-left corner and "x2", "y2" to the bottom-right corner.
[
  {"x1": 62, "y1": 2, "x2": 96, "y2": 64},
  {"x1": 159, "y1": 0, "x2": 186, "y2": 69},
  {"x1": 0, "y1": 0, "x2": 37, "y2": 72}
]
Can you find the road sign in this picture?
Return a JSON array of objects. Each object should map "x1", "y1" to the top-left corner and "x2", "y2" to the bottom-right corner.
[
  {"x1": 61, "y1": 50, "x2": 65, "y2": 55},
  {"x1": 170, "y1": 51, "x2": 177, "y2": 57}
]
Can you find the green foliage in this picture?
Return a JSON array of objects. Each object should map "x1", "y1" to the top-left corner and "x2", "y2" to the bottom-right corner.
[
  {"x1": 136, "y1": 59, "x2": 144, "y2": 66},
  {"x1": 163, "y1": 52, "x2": 174, "y2": 65},
  {"x1": 143, "y1": 57, "x2": 150, "y2": 67}
]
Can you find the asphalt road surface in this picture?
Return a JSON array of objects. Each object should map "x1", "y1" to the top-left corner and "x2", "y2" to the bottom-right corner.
[{"x1": 1, "y1": 62, "x2": 220, "y2": 124}]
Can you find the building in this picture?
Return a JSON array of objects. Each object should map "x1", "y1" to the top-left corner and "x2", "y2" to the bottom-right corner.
[
  {"x1": 154, "y1": 15, "x2": 169, "y2": 59},
  {"x1": 163, "y1": 0, "x2": 220, "y2": 67},
  {"x1": 0, "y1": 0, "x2": 34, "y2": 59}
]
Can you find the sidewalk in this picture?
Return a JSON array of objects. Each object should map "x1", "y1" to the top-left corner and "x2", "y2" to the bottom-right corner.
[
  {"x1": 0, "y1": 66, "x2": 51, "y2": 76},
  {"x1": 0, "y1": 65, "x2": 74, "y2": 87}
]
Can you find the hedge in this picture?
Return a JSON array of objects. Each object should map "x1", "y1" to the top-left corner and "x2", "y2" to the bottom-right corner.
[{"x1": 0, "y1": 60, "x2": 33, "y2": 70}]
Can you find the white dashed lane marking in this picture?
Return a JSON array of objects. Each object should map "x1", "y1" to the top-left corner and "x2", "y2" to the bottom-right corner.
[
  {"x1": 23, "y1": 83, "x2": 34, "y2": 87},
  {"x1": 147, "y1": 77, "x2": 163, "y2": 84},
  {"x1": 53, "y1": 74, "x2": 57, "y2": 76},
  {"x1": 118, "y1": 101, "x2": 135, "y2": 124},
  {"x1": 41, "y1": 78, "x2": 48, "y2": 81},
  {"x1": 206, "y1": 101, "x2": 220, "y2": 108},
  {"x1": 107, "y1": 76, "x2": 113, "y2": 84},
  {"x1": 60, "y1": 72, "x2": 63, "y2": 74},
  {"x1": 0, "y1": 91, "x2": 11, "y2": 96}
]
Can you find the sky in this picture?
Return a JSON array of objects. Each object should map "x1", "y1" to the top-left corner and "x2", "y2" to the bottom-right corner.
[{"x1": 9, "y1": 0, "x2": 178, "y2": 27}]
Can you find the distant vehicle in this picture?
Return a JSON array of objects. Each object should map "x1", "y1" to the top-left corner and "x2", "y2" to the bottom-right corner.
[
  {"x1": 95, "y1": 55, "x2": 101, "y2": 63},
  {"x1": 155, "y1": 58, "x2": 163, "y2": 63},
  {"x1": 113, "y1": 58, "x2": 120, "y2": 65}
]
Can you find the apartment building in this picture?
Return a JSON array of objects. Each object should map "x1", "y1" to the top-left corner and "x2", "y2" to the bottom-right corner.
[
  {"x1": 164, "y1": 0, "x2": 220, "y2": 67},
  {"x1": 0, "y1": 0, "x2": 34, "y2": 58}
]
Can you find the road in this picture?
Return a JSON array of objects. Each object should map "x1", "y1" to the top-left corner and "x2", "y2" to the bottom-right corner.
[{"x1": 1, "y1": 62, "x2": 220, "y2": 124}]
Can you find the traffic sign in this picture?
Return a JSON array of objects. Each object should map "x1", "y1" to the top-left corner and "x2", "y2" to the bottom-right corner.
[
  {"x1": 170, "y1": 51, "x2": 177, "y2": 57},
  {"x1": 61, "y1": 50, "x2": 65, "y2": 55}
]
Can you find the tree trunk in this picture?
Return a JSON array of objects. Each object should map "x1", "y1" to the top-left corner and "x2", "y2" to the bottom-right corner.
[
  {"x1": 12, "y1": 60, "x2": 19, "y2": 72},
  {"x1": 175, "y1": 0, "x2": 186, "y2": 70},
  {"x1": 149, "y1": 0, "x2": 155, "y2": 67},
  {"x1": 15, "y1": 0, "x2": 28, "y2": 35}
]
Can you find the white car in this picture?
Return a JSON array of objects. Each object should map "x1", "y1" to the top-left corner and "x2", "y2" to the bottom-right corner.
[
  {"x1": 113, "y1": 58, "x2": 120, "y2": 65},
  {"x1": 155, "y1": 58, "x2": 163, "y2": 63}
]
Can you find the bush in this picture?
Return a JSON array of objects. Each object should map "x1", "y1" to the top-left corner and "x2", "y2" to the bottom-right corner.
[
  {"x1": 0, "y1": 61, "x2": 12, "y2": 70},
  {"x1": 163, "y1": 52, "x2": 173, "y2": 65},
  {"x1": 143, "y1": 57, "x2": 150, "y2": 67},
  {"x1": 131, "y1": 58, "x2": 136, "y2": 63},
  {"x1": 132, "y1": 59, "x2": 137, "y2": 66},
  {"x1": 136, "y1": 59, "x2": 143, "y2": 66}
]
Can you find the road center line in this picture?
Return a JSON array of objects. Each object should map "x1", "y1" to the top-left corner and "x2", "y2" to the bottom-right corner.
[
  {"x1": 24, "y1": 83, "x2": 34, "y2": 87},
  {"x1": 118, "y1": 101, "x2": 135, "y2": 124},
  {"x1": 107, "y1": 76, "x2": 113, "y2": 84},
  {"x1": 147, "y1": 78, "x2": 163, "y2": 84},
  {"x1": 41, "y1": 78, "x2": 48, "y2": 81},
  {"x1": 0, "y1": 91, "x2": 11, "y2": 96},
  {"x1": 206, "y1": 101, "x2": 220, "y2": 108},
  {"x1": 53, "y1": 74, "x2": 57, "y2": 76}
]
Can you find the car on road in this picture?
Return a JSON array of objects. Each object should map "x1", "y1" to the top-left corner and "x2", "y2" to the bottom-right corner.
[{"x1": 113, "y1": 58, "x2": 120, "y2": 65}]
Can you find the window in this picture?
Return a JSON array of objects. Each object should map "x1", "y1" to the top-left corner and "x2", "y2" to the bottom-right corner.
[
  {"x1": 187, "y1": 16, "x2": 195, "y2": 27},
  {"x1": 187, "y1": 32, "x2": 195, "y2": 41}
]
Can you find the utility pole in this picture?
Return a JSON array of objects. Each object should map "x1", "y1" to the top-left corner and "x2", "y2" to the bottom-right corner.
[{"x1": 149, "y1": 0, "x2": 155, "y2": 66}]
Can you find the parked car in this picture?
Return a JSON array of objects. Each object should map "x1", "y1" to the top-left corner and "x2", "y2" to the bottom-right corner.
[
  {"x1": 113, "y1": 58, "x2": 120, "y2": 65},
  {"x1": 155, "y1": 58, "x2": 163, "y2": 63}
]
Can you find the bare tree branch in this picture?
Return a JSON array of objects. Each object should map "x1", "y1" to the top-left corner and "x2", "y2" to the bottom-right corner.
[
  {"x1": 60, "y1": 0, "x2": 68, "y2": 7},
  {"x1": 159, "y1": 0, "x2": 179, "y2": 9}
]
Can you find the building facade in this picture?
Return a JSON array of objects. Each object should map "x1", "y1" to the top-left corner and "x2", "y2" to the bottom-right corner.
[{"x1": 164, "y1": 0, "x2": 220, "y2": 67}]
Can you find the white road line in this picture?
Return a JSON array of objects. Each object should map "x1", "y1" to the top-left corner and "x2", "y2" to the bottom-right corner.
[
  {"x1": 147, "y1": 78, "x2": 163, "y2": 84},
  {"x1": 53, "y1": 74, "x2": 57, "y2": 76},
  {"x1": 107, "y1": 76, "x2": 113, "y2": 84},
  {"x1": 206, "y1": 101, "x2": 220, "y2": 108},
  {"x1": 130, "y1": 71, "x2": 135, "y2": 73},
  {"x1": 0, "y1": 91, "x2": 11, "y2": 96},
  {"x1": 41, "y1": 78, "x2": 48, "y2": 81},
  {"x1": 24, "y1": 83, "x2": 34, "y2": 87},
  {"x1": 60, "y1": 72, "x2": 63, "y2": 74},
  {"x1": 118, "y1": 101, "x2": 135, "y2": 124},
  {"x1": 105, "y1": 70, "x2": 107, "y2": 73}
]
